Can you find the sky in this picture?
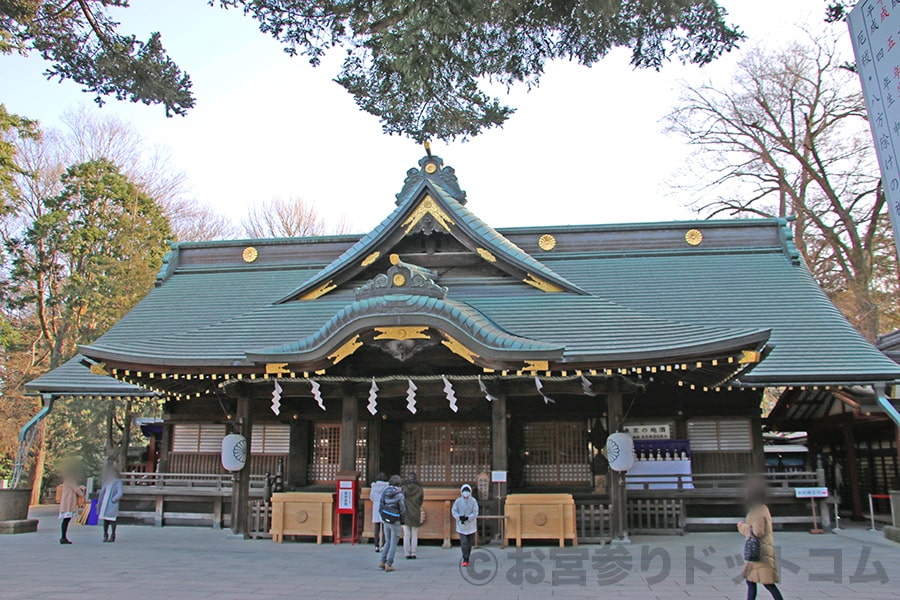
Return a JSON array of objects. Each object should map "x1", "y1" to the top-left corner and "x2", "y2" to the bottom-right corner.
[{"x1": 0, "y1": 0, "x2": 849, "y2": 234}]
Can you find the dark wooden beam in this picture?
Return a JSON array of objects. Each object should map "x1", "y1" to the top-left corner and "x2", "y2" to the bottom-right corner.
[
  {"x1": 607, "y1": 379, "x2": 629, "y2": 542},
  {"x1": 843, "y1": 424, "x2": 862, "y2": 519},
  {"x1": 231, "y1": 389, "x2": 253, "y2": 536},
  {"x1": 491, "y1": 390, "x2": 508, "y2": 500},
  {"x1": 288, "y1": 419, "x2": 310, "y2": 488},
  {"x1": 366, "y1": 419, "x2": 382, "y2": 483},
  {"x1": 340, "y1": 385, "x2": 359, "y2": 473}
]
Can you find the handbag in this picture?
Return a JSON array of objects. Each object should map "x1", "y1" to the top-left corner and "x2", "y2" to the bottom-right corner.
[{"x1": 743, "y1": 527, "x2": 761, "y2": 562}]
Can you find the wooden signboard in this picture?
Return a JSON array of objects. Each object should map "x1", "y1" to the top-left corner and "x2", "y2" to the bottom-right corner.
[
  {"x1": 505, "y1": 493, "x2": 577, "y2": 548},
  {"x1": 270, "y1": 492, "x2": 334, "y2": 544}
]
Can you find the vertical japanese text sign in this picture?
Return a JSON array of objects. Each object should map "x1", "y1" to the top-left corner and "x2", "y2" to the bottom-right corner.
[{"x1": 849, "y1": 0, "x2": 900, "y2": 258}]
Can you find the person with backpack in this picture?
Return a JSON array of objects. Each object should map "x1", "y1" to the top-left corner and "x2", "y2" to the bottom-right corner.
[
  {"x1": 452, "y1": 483, "x2": 479, "y2": 567},
  {"x1": 369, "y1": 472, "x2": 388, "y2": 552},
  {"x1": 401, "y1": 472, "x2": 424, "y2": 559},
  {"x1": 377, "y1": 475, "x2": 406, "y2": 572}
]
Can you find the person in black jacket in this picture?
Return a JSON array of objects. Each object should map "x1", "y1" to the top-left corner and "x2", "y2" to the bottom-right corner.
[{"x1": 378, "y1": 475, "x2": 406, "y2": 572}]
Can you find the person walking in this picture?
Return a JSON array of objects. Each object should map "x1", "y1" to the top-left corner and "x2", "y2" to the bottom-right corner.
[
  {"x1": 97, "y1": 466, "x2": 124, "y2": 543},
  {"x1": 378, "y1": 475, "x2": 406, "y2": 572},
  {"x1": 401, "y1": 472, "x2": 423, "y2": 559},
  {"x1": 452, "y1": 483, "x2": 479, "y2": 567},
  {"x1": 738, "y1": 480, "x2": 785, "y2": 600},
  {"x1": 57, "y1": 468, "x2": 85, "y2": 545},
  {"x1": 370, "y1": 472, "x2": 388, "y2": 552}
]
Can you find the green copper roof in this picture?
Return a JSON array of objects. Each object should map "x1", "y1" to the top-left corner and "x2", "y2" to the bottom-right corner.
[
  {"x1": 68, "y1": 157, "x2": 900, "y2": 387},
  {"x1": 24, "y1": 355, "x2": 157, "y2": 397},
  {"x1": 246, "y1": 294, "x2": 566, "y2": 364}
]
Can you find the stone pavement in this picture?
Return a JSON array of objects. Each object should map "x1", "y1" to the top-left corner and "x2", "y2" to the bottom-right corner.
[{"x1": 1, "y1": 507, "x2": 899, "y2": 600}]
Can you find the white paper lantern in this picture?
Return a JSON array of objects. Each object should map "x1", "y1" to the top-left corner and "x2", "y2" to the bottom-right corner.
[
  {"x1": 221, "y1": 433, "x2": 247, "y2": 472},
  {"x1": 606, "y1": 432, "x2": 635, "y2": 472}
]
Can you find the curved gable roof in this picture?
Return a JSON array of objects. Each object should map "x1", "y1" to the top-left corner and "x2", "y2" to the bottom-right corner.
[{"x1": 279, "y1": 155, "x2": 586, "y2": 302}]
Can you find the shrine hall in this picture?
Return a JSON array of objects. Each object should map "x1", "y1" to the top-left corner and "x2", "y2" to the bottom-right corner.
[{"x1": 25, "y1": 154, "x2": 900, "y2": 542}]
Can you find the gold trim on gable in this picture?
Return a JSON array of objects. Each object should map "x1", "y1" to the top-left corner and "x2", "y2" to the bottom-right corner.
[
  {"x1": 265, "y1": 363, "x2": 289, "y2": 375},
  {"x1": 523, "y1": 273, "x2": 564, "y2": 293},
  {"x1": 373, "y1": 326, "x2": 430, "y2": 341},
  {"x1": 361, "y1": 251, "x2": 381, "y2": 267},
  {"x1": 476, "y1": 247, "x2": 497, "y2": 263},
  {"x1": 328, "y1": 335, "x2": 363, "y2": 365},
  {"x1": 738, "y1": 349, "x2": 761, "y2": 364},
  {"x1": 523, "y1": 360, "x2": 549, "y2": 372},
  {"x1": 441, "y1": 334, "x2": 479, "y2": 364},
  {"x1": 89, "y1": 362, "x2": 109, "y2": 376},
  {"x1": 401, "y1": 194, "x2": 455, "y2": 234},
  {"x1": 299, "y1": 280, "x2": 336, "y2": 300}
]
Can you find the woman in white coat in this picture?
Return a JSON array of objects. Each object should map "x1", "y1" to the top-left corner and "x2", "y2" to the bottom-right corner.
[
  {"x1": 370, "y1": 472, "x2": 388, "y2": 552},
  {"x1": 97, "y1": 466, "x2": 123, "y2": 543}
]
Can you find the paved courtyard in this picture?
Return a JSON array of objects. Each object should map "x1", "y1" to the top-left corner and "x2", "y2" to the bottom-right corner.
[{"x1": 1, "y1": 507, "x2": 899, "y2": 599}]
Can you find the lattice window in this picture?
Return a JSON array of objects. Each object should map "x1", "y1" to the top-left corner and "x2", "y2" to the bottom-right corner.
[
  {"x1": 250, "y1": 424, "x2": 291, "y2": 454},
  {"x1": 310, "y1": 424, "x2": 341, "y2": 483},
  {"x1": 523, "y1": 421, "x2": 591, "y2": 486},
  {"x1": 171, "y1": 424, "x2": 226, "y2": 454},
  {"x1": 688, "y1": 419, "x2": 753, "y2": 451},
  {"x1": 401, "y1": 422, "x2": 490, "y2": 485},
  {"x1": 308, "y1": 422, "x2": 368, "y2": 483}
]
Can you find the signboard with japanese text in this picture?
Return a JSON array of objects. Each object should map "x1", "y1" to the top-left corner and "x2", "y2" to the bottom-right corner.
[
  {"x1": 849, "y1": 0, "x2": 900, "y2": 258},
  {"x1": 623, "y1": 423, "x2": 671, "y2": 440},
  {"x1": 337, "y1": 479, "x2": 354, "y2": 511},
  {"x1": 795, "y1": 487, "x2": 829, "y2": 498}
]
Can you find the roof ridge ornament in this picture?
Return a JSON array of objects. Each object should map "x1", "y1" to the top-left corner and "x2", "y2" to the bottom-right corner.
[
  {"x1": 395, "y1": 154, "x2": 467, "y2": 206},
  {"x1": 355, "y1": 253, "x2": 448, "y2": 300}
]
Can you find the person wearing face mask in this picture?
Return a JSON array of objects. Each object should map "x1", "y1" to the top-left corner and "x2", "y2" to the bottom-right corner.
[{"x1": 452, "y1": 483, "x2": 479, "y2": 567}]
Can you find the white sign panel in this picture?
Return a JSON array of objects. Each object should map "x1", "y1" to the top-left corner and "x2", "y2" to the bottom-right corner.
[
  {"x1": 795, "y1": 487, "x2": 829, "y2": 498},
  {"x1": 491, "y1": 470, "x2": 507, "y2": 483},
  {"x1": 849, "y1": 1, "x2": 900, "y2": 258},
  {"x1": 623, "y1": 423, "x2": 671, "y2": 440},
  {"x1": 338, "y1": 489, "x2": 353, "y2": 510}
]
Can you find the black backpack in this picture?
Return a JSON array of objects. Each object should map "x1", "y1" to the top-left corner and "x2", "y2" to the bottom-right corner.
[{"x1": 380, "y1": 506, "x2": 401, "y2": 524}]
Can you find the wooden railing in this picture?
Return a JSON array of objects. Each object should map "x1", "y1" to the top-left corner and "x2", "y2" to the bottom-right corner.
[
  {"x1": 626, "y1": 471, "x2": 819, "y2": 494},
  {"x1": 575, "y1": 500, "x2": 611, "y2": 543},
  {"x1": 628, "y1": 498, "x2": 684, "y2": 534},
  {"x1": 168, "y1": 453, "x2": 287, "y2": 476},
  {"x1": 248, "y1": 499, "x2": 273, "y2": 539},
  {"x1": 121, "y1": 472, "x2": 267, "y2": 494}
]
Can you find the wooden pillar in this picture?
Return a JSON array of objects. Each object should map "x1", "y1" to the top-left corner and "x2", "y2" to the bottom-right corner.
[
  {"x1": 367, "y1": 419, "x2": 382, "y2": 484},
  {"x1": 750, "y1": 414, "x2": 765, "y2": 473},
  {"x1": 288, "y1": 419, "x2": 310, "y2": 488},
  {"x1": 340, "y1": 387, "x2": 358, "y2": 473},
  {"x1": 232, "y1": 391, "x2": 253, "y2": 536},
  {"x1": 608, "y1": 380, "x2": 630, "y2": 542},
  {"x1": 119, "y1": 398, "x2": 133, "y2": 470},
  {"x1": 157, "y1": 422, "x2": 172, "y2": 473},
  {"x1": 491, "y1": 392, "x2": 508, "y2": 500},
  {"x1": 843, "y1": 424, "x2": 862, "y2": 519}
]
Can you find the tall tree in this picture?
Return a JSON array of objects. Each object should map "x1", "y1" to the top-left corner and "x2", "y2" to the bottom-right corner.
[
  {"x1": 5, "y1": 158, "x2": 171, "y2": 368},
  {"x1": 665, "y1": 32, "x2": 898, "y2": 340},
  {"x1": 0, "y1": 103, "x2": 38, "y2": 212},
  {"x1": 1, "y1": 158, "x2": 171, "y2": 495},
  {"x1": 1, "y1": 0, "x2": 194, "y2": 116},
  {"x1": 243, "y1": 196, "x2": 350, "y2": 238},
  {"x1": 4, "y1": 1, "x2": 742, "y2": 140}
]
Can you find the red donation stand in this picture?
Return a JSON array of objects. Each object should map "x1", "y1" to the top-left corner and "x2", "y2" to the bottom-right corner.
[{"x1": 334, "y1": 471, "x2": 359, "y2": 544}]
